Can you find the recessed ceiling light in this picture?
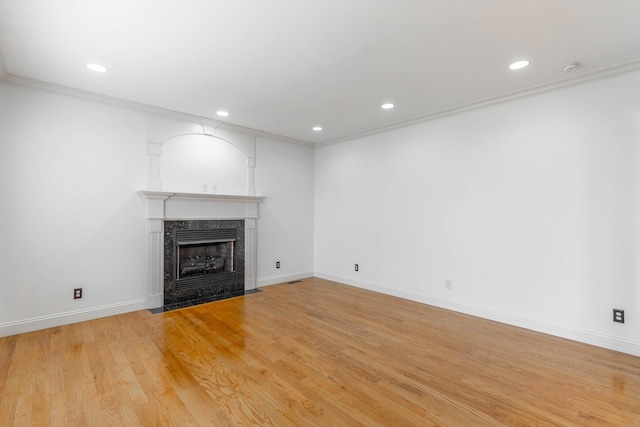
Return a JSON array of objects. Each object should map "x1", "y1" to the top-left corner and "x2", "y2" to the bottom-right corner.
[
  {"x1": 312, "y1": 126, "x2": 323, "y2": 131},
  {"x1": 509, "y1": 60, "x2": 530, "y2": 70},
  {"x1": 216, "y1": 110, "x2": 229, "y2": 117},
  {"x1": 86, "y1": 63, "x2": 108, "y2": 72},
  {"x1": 381, "y1": 103, "x2": 395, "y2": 110}
]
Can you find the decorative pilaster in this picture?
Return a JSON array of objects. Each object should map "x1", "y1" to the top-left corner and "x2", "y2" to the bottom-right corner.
[
  {"x1": 246, "y1": 156, "x2": 256, "y2": 196},
  {"x1": 147, "y1": 142, "x2": 163, "y2": 191},
  {"x1": 142, "y1": 192, "x2": 171, "y2": 308},
  {"x1": 245, "y1": 218, "x2": 257, "y2": 290}
]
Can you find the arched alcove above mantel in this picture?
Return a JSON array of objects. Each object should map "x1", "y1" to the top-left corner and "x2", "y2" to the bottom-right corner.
[
  {"x1": 160, "y1": 134, "x2": 247, "y2": 195},
  {"x1": 145, "y1": 115, "x2": 258, "y2": 196}
]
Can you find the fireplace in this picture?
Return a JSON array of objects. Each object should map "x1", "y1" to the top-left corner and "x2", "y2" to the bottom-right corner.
[
  {"x1": 139, "y1": 190, "x2": 263, "y2": 310},
  {"x1": 164, "y1": 219, "x2": 245, "y2": 307}
]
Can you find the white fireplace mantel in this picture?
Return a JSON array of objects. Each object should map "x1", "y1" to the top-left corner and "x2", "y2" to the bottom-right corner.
[
  {"x1": 139, "y1": 191, "x2": 265, "y2": 219},
  {"x1": 139, "y1": 190, "x2": 265, "y2": 308}
]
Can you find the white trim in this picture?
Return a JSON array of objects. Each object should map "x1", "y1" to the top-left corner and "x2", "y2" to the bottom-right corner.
[
  {"x1": 257, "y1": 271, "x2": 314, "y2": 287},
  {"x1": 315, "y1": 272, "x2": 640, "y2": 358},
  {"x1": 139, "y1": 191, "x2": 265, "y2": 203},
  {"x1": 0, "y1": 299, "x2": 148, "y2": 338}
]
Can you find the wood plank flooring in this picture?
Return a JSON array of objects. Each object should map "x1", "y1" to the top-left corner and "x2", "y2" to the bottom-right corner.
[{"x1": 1, "y1": 277, "x2": 639, "y2": 426}]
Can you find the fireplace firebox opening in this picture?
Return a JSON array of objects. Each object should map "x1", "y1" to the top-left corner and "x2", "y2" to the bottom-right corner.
[
  {"x1": 177, "y1": 240, "x2": 234, "y2": 279},
  {"x1": 163, "y1": 220, "x2": 245, "y2": 308}
]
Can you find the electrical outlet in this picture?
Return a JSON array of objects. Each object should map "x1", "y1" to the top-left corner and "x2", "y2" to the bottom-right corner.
[
  {"x1": 74, "y1": 288, "x2": 82, "y2": 299},
  {"x1": 355, "y1": 264, "x2": 359, "y2": 272},
  {"x1": 613, "y1": 309, "x2": 625, "y2": 323},
  {"x1": 445, "y1": 280, "x2": 452, "y2": 290},
  {"x1": 276, "y1": 261, "x2": 280, "y2": 269}
]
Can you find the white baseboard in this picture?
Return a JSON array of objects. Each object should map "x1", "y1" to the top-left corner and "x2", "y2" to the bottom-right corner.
[
  {"x1": 315, "y1": 272, "x2": 640, "y2": 358},
  {"x1": 257, "y1": 271, "x2": 314, "y2": 287},
  {"x1": 0, "y1": 299, "x2": 148, "y2": 338}
]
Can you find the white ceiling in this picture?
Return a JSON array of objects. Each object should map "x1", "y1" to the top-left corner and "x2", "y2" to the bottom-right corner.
[{"x1": 1, "y1": 0, "x2": 640, "y2": 144}]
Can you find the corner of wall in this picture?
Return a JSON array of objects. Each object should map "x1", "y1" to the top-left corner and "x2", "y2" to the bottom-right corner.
[{"x1": 257, "y1": 271, "x2": 315, "y2": 288}]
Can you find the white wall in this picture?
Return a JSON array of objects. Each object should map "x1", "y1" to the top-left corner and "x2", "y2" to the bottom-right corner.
[
  {"x1": 0, "y1": 82, "x2": 149, "y2": 331},
  {"x1": 0, "y1": 81, "x2": 315, "y2": 336},
  {"x1": 255, "y1": 136, "x2": 315, "y2": 285},
  {"x1": 160, "y1": 133, "x2": 247, "y2": 195},
  {"x1": 315, "y1": 70, "x2": 640, "y2": 356}
]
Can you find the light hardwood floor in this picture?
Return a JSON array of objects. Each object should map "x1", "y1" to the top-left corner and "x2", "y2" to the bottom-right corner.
[{"x1": 1, "y1": 277, "x2": 639, "y2": 426}]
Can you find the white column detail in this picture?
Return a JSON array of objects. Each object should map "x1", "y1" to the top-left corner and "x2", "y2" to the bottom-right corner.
[
  {"x1": 245, "y1": 218, "x2": 257, "y2": 290},
  {"x1": 147, "y1": 142, "x2": 163, "y2": 191},
  {"x1": 246, "y1": 156, "x2": 256, "y2": 196},
  {"x1": 142, "y1": 193, "x2": 171, "y2": 308}
]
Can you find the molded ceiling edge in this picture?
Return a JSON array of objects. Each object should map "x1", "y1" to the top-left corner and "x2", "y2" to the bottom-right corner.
[
  {"x1": 3, "y1": 57, "x2": 640, "y2": 149},
  {"x1": 0, "y1": 73, "x2": 315, "y2": 148},
  {"x1": 316, "y1": 58, "x2": 640, "y2": 147}
]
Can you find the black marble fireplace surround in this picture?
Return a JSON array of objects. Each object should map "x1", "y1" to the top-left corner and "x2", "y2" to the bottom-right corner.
[{"x1": 161, "y1": 219, "x2": 246, "y2": 311}]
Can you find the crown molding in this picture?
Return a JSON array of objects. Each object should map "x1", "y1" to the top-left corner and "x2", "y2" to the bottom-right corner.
[
  {"x1": 317, "y1": 58, "x2": 640, "y2": 147},
  {"x1": 0, "y1": 73, "x2": 314, "y2": 148}
]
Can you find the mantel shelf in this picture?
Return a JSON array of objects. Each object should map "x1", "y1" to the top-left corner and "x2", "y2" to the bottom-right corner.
[{"x1": 139, "y1": 190, "x2": 265, "y2": 203}]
